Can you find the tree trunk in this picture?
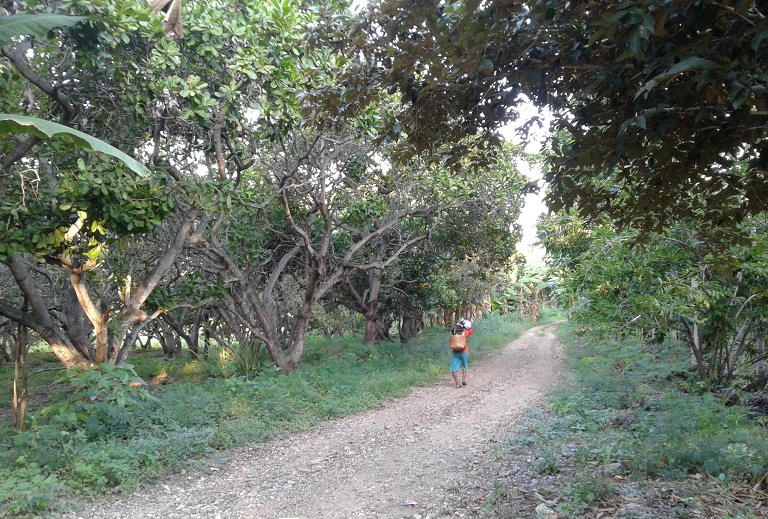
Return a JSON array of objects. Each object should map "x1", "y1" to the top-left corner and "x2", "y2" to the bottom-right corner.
[
  {"x1": 157, "y1": 318, "x2": 180, "y2": 357},
  {"x1": 159, "y1": 311, "x2": 200, "y2": 358},
  {"x1": 113, "y1": 209, "x2": 197, "y2": 364},
  {"x1": 682, "y1": 318, "x2": 708, "y2": 381},
  {"x1": 363, "y1": 301, "x2": 380, "y2": 345},
  {"x1": 399, "y1": 298, "x2": 424, "y2": 345},
  {"x1": 13, "y1": 299, "x2": 28, "y2": 431},
  {"x1": 2, "y1": 254, "x2": 89, "y2": 368},
  {"x1": 70, "y1": 271, "x2": 111, "y2": 363},
  {"x1": 154, "y1": 325, "x2": 168, "y2": 355},
  {"x1": 286, "y1": 261, "x2": 346, "y2": 369},
  {"x1": 0, "y1": 334, "x2": 12, "y2": 365},
  {"x1": 202, "y1": 327, "x2": 212, "y2": 360},
  {"x1": 361, "y1": 264, "x2": 388, "y2": 345},
  {"x1": 287, "y1": 303, "x2": 313, "y2": 371},
  {"x1": 187, "y1": 308, "x2": 206, "y2": 358},
  {"x1": 65, "y1": 283, "x2": 95, "y2": 360}
]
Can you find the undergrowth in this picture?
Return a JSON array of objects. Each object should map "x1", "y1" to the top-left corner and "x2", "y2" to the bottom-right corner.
[
  {"x1": 0, "y1": 310, "x2": 560, "y2": 517},
  {"x1": 488, "y1": 322, "x2": 768, "y2": 518}
]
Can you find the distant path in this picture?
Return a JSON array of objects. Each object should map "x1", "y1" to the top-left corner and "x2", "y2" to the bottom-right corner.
[{"x1": 61, "y1": 324, "x2": 564, "y2": 519}]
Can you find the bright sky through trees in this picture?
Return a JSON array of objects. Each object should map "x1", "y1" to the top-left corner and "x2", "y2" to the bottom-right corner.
[
  {"x1": 502, "y1": 101, "x2": 550, "y2": 265},
  {"x1": 349, "y1": 0, "x2": 547, "y2": 264}
]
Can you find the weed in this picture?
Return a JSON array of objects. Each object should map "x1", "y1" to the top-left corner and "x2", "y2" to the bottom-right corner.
[
  {"x1": 202, "y1": 340, "x2": 270, "y2": 380},
  {"x1": 569, "y1": 474, "x2": 616, "y2": 505},
  {"x1": 486, "y1": 478, "x2": 507, "y2": 506},
  {"x1": 494, "y1": 321, "x2": 768, "y2": 518},
  {"x1": 31, "y1": 364, "x2": 159, "y2": 440},
  {"x1": 537, "y1": 452, "x2": 560, "y2": 475},
  {"x1": 484, "y1": 484, "x2": 524, "y2": 518},
  {"x1": 0, "y1": 463, "x2": 59, "y2": 517}
]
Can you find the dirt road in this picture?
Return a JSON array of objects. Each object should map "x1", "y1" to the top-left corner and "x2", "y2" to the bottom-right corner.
[{"x1": 63, "y1": 323, "x2": 564, "y2": 519}]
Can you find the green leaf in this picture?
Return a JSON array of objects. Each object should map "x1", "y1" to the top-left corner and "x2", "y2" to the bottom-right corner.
[
  {"x1": 634, "y1": 57, "x2": 717, "y2": 100},
  {"x1": 665, "y1": 57, "x2": 716, "y2": 76},
  {"x1": 0, "y1": 13, "x2": 86, "y2": 47},
  {"x1": 0, "y1": 114, "x2": 150, "y2": 177},
  {"x1": 751, "y1": 29, "x2": 768, "y2": 51}
]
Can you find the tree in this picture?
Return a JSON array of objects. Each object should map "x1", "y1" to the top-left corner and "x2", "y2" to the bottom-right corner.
[
  {"x1": 547, "y1": 213, "x2": 768, "y2": 387},
  {"x1": 404, "y1": 148, "x2": 528, "y2": 326},
  {"x1": 0, "y1": 8, "x2": 201, "y2": 367},
  {"x1": 324, "y1": 141, "x2": 527, "y2": 344},
  {"x1": 0, "y1": 0, "x2": 531, "y2": 374},
  {"x1": 316, "y1": 0, "x2": 768, "y2": 238},
  {"x1": 0, "y1": 0, "x2": 359, "y2": 369},
  {"x1": 536, "y1": 209, "x2": 596, "y2": 277},
  {"x1": 186, "y1": 129, "x2": 455, "y2": 370}
]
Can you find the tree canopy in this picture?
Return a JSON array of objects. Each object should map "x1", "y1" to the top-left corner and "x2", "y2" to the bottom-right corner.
[
  {"x1": 322, "y1": 0, "x2": 768, "y2": 236},
  {"x1": 0, "y1": 0, "x2": 526, "y2": 372}
]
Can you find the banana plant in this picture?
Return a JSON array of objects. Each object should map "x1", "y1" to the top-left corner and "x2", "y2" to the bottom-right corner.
[
  {"x1": 0, "y1": 13, "x2": 84, "y2": 47},
  {"x1": 0, "y1": 114, "x2": 150, "y2": 177}
]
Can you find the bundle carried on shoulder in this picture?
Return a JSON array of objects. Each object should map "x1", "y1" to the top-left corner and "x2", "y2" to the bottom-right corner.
[
  {"x1": 449, "y1": 323, "x2": 468, "y2": 352},
  {"x1": 449, "y1": 333, "x2": 468, "y2": 352}
]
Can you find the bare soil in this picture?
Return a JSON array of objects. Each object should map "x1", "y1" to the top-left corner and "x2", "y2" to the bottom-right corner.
[{"x1": 62, "y1": 324, "x2": 565, "y2": 519}]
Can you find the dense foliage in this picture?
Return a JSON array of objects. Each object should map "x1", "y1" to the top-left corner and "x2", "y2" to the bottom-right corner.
[
  {"x1": 0, "y1": 0, "x2": 526, "y2": 372},
  {"x1": 318, "y1": 0, "x2": 767, "y2": 237},
  {"x1": 489, "y1": 324, "x2": 768, "y2": 517},
  {"x1": 538, "y1": 211, "x2": 768, "y2": 389}
]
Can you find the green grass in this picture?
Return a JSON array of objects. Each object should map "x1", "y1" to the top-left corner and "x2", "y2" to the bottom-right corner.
[
  {"x1": 553, "y1": 325, "x2": 768, "y2": 481},
  {"x1": 0, "y1": 311, "x2": 559, "y2": 517},
  {"x1": 0, "y1": 351, "x2": 63, "y2": 413},
  {"x1": 486, "y1": 321, "x2": 768, "y2": 519}
]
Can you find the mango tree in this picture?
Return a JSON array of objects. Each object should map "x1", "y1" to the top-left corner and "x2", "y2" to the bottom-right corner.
[
  {"x1": 0, "y1": 7, "x2": 201, "y2": 367},
  {"x1": 188, "y1": 130, "x2": 454, "y2": 370},
  {"x1": 319, "y1": 0, "x2": 768, "y2": 243},
  {"x1": 550, "y1": 214, "x2": 768, "y2": 388}
]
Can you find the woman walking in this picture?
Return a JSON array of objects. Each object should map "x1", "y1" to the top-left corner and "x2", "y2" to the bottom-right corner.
[{"x1": 449, "y1": 318, "x2": 473, "y2": 388}]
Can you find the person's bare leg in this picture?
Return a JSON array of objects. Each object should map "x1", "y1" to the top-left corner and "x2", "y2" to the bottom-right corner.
[
  {"x1": 461, "y1": 369, "x2": 467, "y2": 386},
  {"x1": 452, "y1": 371, "x2": 460, "y2": 388}
]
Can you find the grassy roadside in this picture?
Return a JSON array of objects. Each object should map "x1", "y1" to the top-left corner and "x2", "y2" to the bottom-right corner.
[
  {"x1": 0, "y1": 311, "x2": 560, "y2": 518},
  {"x1": 485, "y1": 322, "x2": 768, "y2": 518}
]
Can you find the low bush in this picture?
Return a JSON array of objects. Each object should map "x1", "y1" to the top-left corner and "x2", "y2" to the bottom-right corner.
[
  {"x1": 201, "y1": 339, "x2": 272, "y2": 380},
  {"x1": 556, "y1": 326, "x2": 768, "y2": 481}
]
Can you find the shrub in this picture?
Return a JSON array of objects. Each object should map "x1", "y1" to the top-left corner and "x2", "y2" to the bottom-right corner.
[
  {"x1": 0, "y1": 463, "x2": 59, "y2": 518},
  {"x1": 32, "y1": 364, "x2": 159, "y2": 440},
  {"x1": 555, "y1": 323, "x2": 768, "y2": 481},
  {"x1": 569, "y1": 475, "x2": 616, "y2": 505},
  {"x1": 202, "y1": 340, "x2": 270, "y2": 380}
]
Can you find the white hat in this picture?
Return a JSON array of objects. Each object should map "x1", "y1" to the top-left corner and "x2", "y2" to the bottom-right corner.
[{"x1": 463, "y1": 320, "x2": 472, "y2": 329}]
